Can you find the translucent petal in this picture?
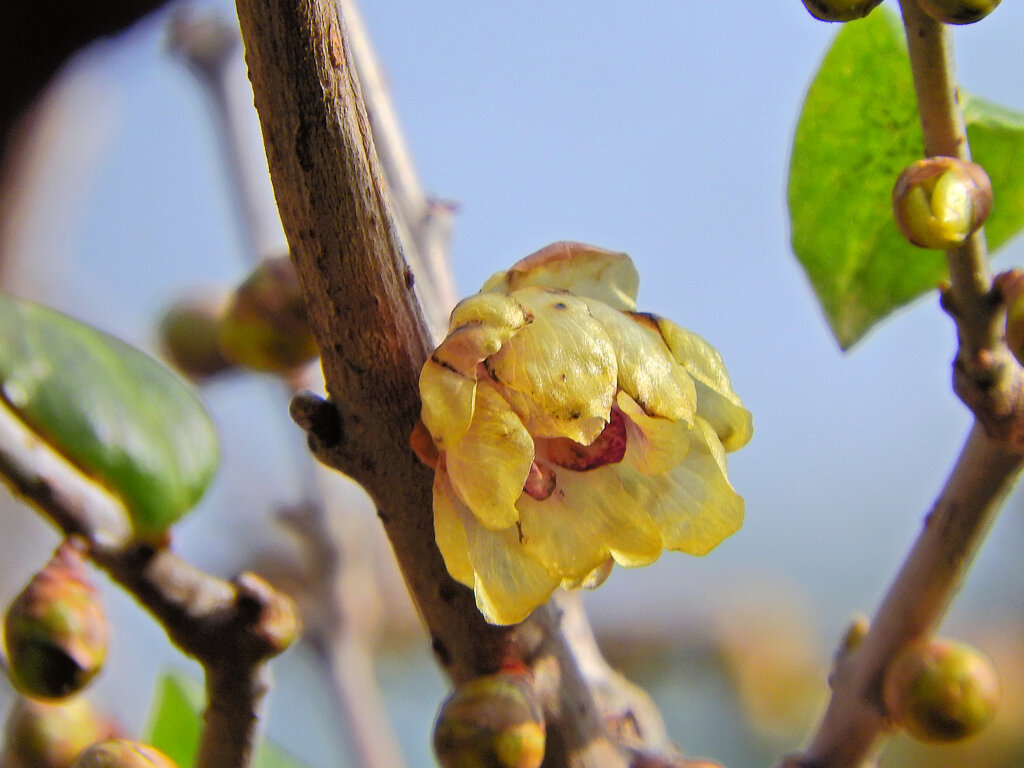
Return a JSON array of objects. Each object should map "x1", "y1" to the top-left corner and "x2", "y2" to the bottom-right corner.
[
  {"x1": 449, "y1": 292, "x2": 531, "y2": 335},
  {"x1": 419, "y1": 358, "x2": 477, "y2": 449},
  {"x1": 462, "y1": 512, "x2": 561, "y2": 625},
  {"x1": 484, "y1": 287, "x2": 617, "y2": 443},
  {"x1": 432, "y1": 467, "x2": 475, "y2": 587},
  {"x1": 447, "y1": 384, "x2": 534, "y2": 530},
  {"x1": 516, "y1": 466, "x2": 662, "y2": 581},
  {"x1": 616, "y1": 391, "x2": 691, "y2": 475},
  {"x1": 632, "y1": 418, "x2": 744, "y2": 555},
  {"x1": 589, "y1": 304, "x2": 696, "y2": 421},
  {"x1": 652, "y1": 316, "x2": 753, "y2": 452},
  {"x1": 480, "y1": 241, "x2": 640, "y2": 311}
]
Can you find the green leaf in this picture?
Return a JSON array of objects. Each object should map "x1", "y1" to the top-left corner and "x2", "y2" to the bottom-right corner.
[
  {"x1": 788, "y1": 9, "x2": 1024, "y2": 349},
  {"x1": 146, "y1": 674, "x2": 202, "y2": 767},
  {"x1": 146, "y1": 672, "x2": 312, "y2": 768},
  {"x1": 0, "y1": 293, "x2": 218, "y2": 537}
]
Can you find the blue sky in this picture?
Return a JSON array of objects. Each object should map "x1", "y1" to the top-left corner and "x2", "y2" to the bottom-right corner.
[{"x1": 7, "y1": 1, "x2": 1024, "y2": 764}]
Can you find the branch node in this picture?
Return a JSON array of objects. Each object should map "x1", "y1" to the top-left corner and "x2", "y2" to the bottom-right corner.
[{"x1": 289, "y1": 390, "x2": 342, "y2": 448}]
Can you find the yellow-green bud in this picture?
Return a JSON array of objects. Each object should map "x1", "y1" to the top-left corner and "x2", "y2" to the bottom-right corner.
[
  {"x1": 433, "y1": 669, "x2": 545, "y2": 768},
  {"x1": 883, "y1": 639, "x2": 999, "y2": 742},
  {"x1": 217, "y1": 256, "x2": 318, "y2": 375},
  {"x1": 917, "y1": 0, "x2": 1000, "y2": 24},
  {"x1": 4, "y1": 541, "x2": 107, "y2": 700},
  {"x1": 69, "y1": 741, "x2": 176, "y2": 768},
  {"x1": 157, "y1": 294, "x2": 234, "y2": 381},
  {"x1": 1, "y1": 696, "x2": 120, "y2": 768},
  {"x1": 892, "y1": 157, "x2": 992, "y2": 250},
  {"x1": 801, "y1": 0, "x2": 882, "y2": 22}
]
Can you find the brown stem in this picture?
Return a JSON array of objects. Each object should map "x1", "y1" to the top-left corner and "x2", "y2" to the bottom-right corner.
[
  {"x1": 783, "y1": 7, "x2": 1024, "y2": 767},
  {"x1": 796, "y1": 423, "x2": 1021, "y2": 768},
  {"x1": 234, "y1": 0, "x2": 667, "y2": 763},
  {"x1": 0, "y1": 400, "x2": 298, "y2": 768}
]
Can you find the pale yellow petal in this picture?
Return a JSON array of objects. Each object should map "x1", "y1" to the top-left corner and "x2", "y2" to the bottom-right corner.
[
  {"x1": 481, "y1": 241, "x2": 640, "y2": 311},
  {"x1": 432, "y1": 467, "x2": 475, "y2": 587},
  {"x1": 588, "y1": 304, "x2": 696, "y2": 421},
  {"x1": 653, "y1": 317, "x2": 753, "y2": 452},
  {"x1": 516, "y1": 467, "x2": 662, "y2": 581},
  {"x1": 616, "y1": 391, "x2": 690, "y2": 475},
  {"x1": 485, "y1": 287, "x2": 616, "y2": 443},
  {"x1": 447, "y1": 384, "x2": 534, "y2": 530},
  {"x1": 461, "y1": 512, "x2": 561, "y2": 625},
  {"x1": 633, "y1": 418, "x2": 744, "y2": 555},
  {"x1": 419, "y1": 358, "x2": 477, "y2": 449},
  {"x1": 449, "y1": 291, "x2": 531, "y2": 334}
]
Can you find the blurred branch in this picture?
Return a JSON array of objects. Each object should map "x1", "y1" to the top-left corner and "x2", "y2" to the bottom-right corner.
[
  {"x1": 0, "y1": 399, "x2": 298, "y2": 768},
  {"x1": 784, "y1": 7, "x2": 1024, "y2": 768},
  {"x1": 168, "y1": 8, "x2": 417, "y2": 764},
  {"x1": 234, "y1": 1, "x2": 688, "y2": 764},
  {"x1": 0, "y1": 1, "x2": 172, "y2": 164}
]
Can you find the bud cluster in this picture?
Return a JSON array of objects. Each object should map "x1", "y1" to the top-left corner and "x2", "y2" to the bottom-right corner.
[{"x1": 159, "y1": 255, "x2": 318, "y2": 380}]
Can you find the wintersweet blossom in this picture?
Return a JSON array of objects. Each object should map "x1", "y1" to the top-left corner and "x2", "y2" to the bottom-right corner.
[{"x1": 416, "y1": 242, "x2": 752, "y2": 625}]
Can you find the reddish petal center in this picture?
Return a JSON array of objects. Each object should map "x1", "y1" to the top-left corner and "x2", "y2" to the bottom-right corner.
[{"x1": 541, "y1": 407, "x2": 627, "y2": 472}]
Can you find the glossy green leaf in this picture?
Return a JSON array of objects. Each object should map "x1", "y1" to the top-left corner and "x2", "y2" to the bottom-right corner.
[
  {"x1": 146, "y1": 672, "x2": 311, "y2": 768},
  {"x1": 0, "y1": 293, "x2": 218, "y2": 537},
  {"x1": 788, "y1": 9, "x2": 1024, "y2": 349}
]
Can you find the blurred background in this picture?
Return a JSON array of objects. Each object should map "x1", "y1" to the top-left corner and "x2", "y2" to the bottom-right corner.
[{"x1": 3, "y1": 1, "x2": 1024, "y2": 766}]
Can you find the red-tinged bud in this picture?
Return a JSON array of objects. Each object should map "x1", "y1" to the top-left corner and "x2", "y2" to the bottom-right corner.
[
  {"x1": 434, "y1": 670, "x2": 545, "y2": 768},
  {"x1": 917, "y1": 0, "x2": 1000, "y2": 24},
  {"x1": 801, "y1": 0, "x2": 882, "y2": 21},
  {"x1": 70, "y1": 741, "x2": 176, "y2": 768},
  {"x1": 4, "y1": 541, "x2": 107, "y2": 700},
  {"x1": 157, "y1": 294, "x2": 234, "y2": 381},
  {"x1": 218, "y1": 256, "x2": 318, "y2": 375},
  {"x1": 892, "y1": 157, "x2": 992, "y2": 249},
  {"x1": 0, "y1": 696, "x2": 120, "y2": 768},
  {"x1": 883, "y1": 639, "x2": 999, "y2": 742}
]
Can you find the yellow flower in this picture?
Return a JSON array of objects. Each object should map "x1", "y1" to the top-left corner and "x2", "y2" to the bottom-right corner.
[{"x1": 417, "y1": 242, "x2": 752, "y2": 625}]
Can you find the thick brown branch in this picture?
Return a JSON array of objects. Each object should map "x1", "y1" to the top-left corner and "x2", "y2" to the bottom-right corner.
[
  {"x1": 0, "y1": 400, "x2": 297, "y2": 768},
  {"x1": 234, "y1": 2, "x2": 672, "y2": 764}
]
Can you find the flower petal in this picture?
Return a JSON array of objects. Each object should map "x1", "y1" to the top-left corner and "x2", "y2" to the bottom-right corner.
[
  {"x1": 419, "y1": 358, "x2": 477, "y2": 449},
  {"x1": 634, "y1": 418, "x2": 744, "y2": 555},
  {"x1": 481, "y1": 241, "x2": 640, "y2": 311},
  {"x1": 616, "y1": 391, "x2": 690, "y2": 475},
  {"x1": 485, "y1": 287, "x2": 617, "y2": 444},
  {"x1": 462, "y1": 512, "x2": 561, "y2": 626},
  {"x1": 589, "y1": 304, "x2": 696, "y2": 421},
  {"x1": 652, "y1": 316, "x2": 753, "y2": 452},
  {"x1": 516, "y1": 466, "x2": 662, "y2": 580},
  {"x1": 446, "y1": 383, "x2": 534, "y2": 530},
  {"x1": 432, "y1": 466, "x2": 475, "y2": 587}
]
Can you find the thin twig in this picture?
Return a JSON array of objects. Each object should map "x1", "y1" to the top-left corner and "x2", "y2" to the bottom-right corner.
[
  {"x1": 0, "y1": 400, "x2": 298, "y2": 768},
  {"x1": 783, "y1": 6, "x2": 1024, "y2": 767}
]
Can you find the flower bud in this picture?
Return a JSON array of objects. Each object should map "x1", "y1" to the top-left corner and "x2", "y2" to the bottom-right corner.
[
  {"x1": 70, "y1": 741, "x2": 176, "y2": 768},
  {"x1": 1, "y1": 696, "x2": 120, "y2": 768},
  {"x1": 883, "y1": 639, "x2": 999, "y2": 742},
  {"x1": 800, "y1": 0, "x2": 882, "y2": 21},
  {"x1": 217, "y1": 256, "x2": 318, "y2": 375},
  {"x1": 892, "y1": 157, "x2": 992, "y2": 249},
  {"x1": 4, "y1": 542, "x2": 107, "y2": 700},
  {"x1": 157, "y1": 294, "x2": 234, "y2": 381},
  {"x1": 433, "y1": 669, "x2": 545, "y2": 768},
  {"x1": 917, "y1": 0, "x2": 1000, "y2": 24}
]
